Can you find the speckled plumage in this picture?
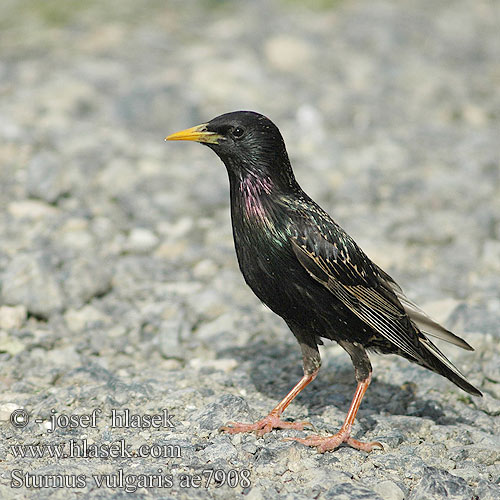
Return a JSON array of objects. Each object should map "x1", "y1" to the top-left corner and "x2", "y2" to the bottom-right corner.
[{"x1": 167, "y1": 111, "x2": 481, "y2": 452}]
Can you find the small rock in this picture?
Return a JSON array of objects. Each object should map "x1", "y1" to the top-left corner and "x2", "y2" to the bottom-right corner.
[
  {"x1": 303, "y1": 469, "x2": 353, "y2": 491},
  {"x1": 464, "y1": 445, "x2": 500, "y2": 466},
  {"x1": 474, "y1": 479, "x2": 500, "y2": 500},
  {"x1": 0, "y1": 403, "x2": 23, "y2": 422},
  {"x1": 154, "y1": 240, "x2": 187, "y2": 259},
  {"x1": 192, "y1": 259, "x2": 218, "y2": 279},
  {"x1": 64, "y1": 305, "x2": 111, "y2": 332},
  {"x1": 1, "y1": 252, "x2": 64, "y2": 318},
  {"x1": 187, "y1": 290, "x2": 226, "y2": 319},
  {"x1": 194, "y1": 394, "x2": 251, "y2": 431},
  {"x1": 324, "y1": 482, "x2": 383, "y2": 500},
  {"x1": 373, "y1": 480, "x2": 405, "y2": 500},
  {"x1": 62, "y1": 257, "x2": 112, "y2": 308},
  {"x1": 196, "y1": 313, "x2": 235, "y2": 343},
  {"x1": 408, "y1": 467, "x2": 473, "y2": 500},
  {"x1": 201, "y1": 439, "x2": 238, "y2": 461},
  {"x1": 158, "y1": 307, "x2": 191, "y2": 359},
  {"x1": 0, "y1": 331, "x2": 25, "y2": 355},
  {"x1": 26, "y1": 150, "x2": 70, "y2": 203},
  {"x1": 8, "y1": 200, "x2": 58, "y2": 219},
  {"x1": 471, "y1": 393, "x2": 500, "y2": 419},
  {"x1": 372, "y1": 431, "x2": 405, "y2": 448},
  {"x1": 125, "y1": 227, "x2": 159, "y2": 253},
  {"x1": 0, "y1": 305, "x2": 27, "y2": 330}
]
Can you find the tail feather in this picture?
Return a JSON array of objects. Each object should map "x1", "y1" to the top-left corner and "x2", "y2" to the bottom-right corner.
[
  {"x1": 376, "y1": 264, "x2": 474, "y2": 351},
  {"x1": 399, "y1": 294, "x2": 473, "y2": 351},
  {"x1": 418, "y1": 335, "x2": 482, "y2": 397}
]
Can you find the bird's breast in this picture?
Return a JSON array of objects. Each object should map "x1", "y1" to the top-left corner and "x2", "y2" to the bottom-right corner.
[{"x1": 230, "y1": 205, "x2": 304, "y2": 317}]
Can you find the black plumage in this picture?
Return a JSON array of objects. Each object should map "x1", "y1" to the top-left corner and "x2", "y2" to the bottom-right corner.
[{"x1": 167, "y1": 111, "x2": 481, "y2": 453}]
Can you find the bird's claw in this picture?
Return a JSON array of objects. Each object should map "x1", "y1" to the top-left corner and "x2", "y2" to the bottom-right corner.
[
  {"x1": 220, "y1": 414, "x2": 312, "y2": 437},
  {"x1": 286, "y1": 431, "x2": 383, "y2": 453}
]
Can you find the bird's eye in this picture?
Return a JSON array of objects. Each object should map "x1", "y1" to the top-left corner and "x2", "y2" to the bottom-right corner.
[{"x1": 232, "y1": 126, "x2": 245, "y2": 139}]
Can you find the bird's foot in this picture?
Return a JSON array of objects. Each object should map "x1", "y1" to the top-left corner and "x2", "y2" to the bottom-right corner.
[
  {"x1": 287, "y1": 428, "x2": 383, "y2": 453},
  {"x1": 220, "y1": 412, "x2": 311, "y2": 437}
]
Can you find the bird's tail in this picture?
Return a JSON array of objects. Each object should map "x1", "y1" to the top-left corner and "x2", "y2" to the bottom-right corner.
[{"x1": 417, "y1": 335, "x2": 482, "y2": 397}]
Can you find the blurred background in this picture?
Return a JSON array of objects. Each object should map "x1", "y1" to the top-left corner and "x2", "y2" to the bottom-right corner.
[
  {"x1": 1, "y1": 0, "x2": 499, "y2": 330},
  {"x1": 0, "y1": 1, "x2": 499, "y2": 498}
]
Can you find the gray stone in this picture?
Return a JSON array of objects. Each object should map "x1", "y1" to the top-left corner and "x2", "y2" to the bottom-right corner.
[
  {"x1": 1, "y1": 252, "x2": 64, "y2": 318},
  {"x1": 324, "y1": 482, "x2": 383, "y2": 500},
  {"x1": 0, "y1": 331, "x2": 25, "y2": 355},
  {"x1": 125, "y1": 227, "x2": 160, "y2": 254},
  {"x1": 0, "y1": 305, "x2": 27, "y2": 330},
  {"x1": 195, "y1": 313, "x2": 236, "y2": 343},
  {"x1": 194, "y1": 394, "x2": 252, "y2": 431},
  {"x1": 373, "y1": 481, "x2": 406, "y2": 500},
  {"x1": 0, "y1": 403, "x2": 23, "y2": 422},
  {"x1": 473, "y1": 479, "x2": 500, "y2": 500},
  {"x1": 26, "y1": 150, "x2": 70, "y2": 203},
  {"x1": 201, "y1": 438, "x2": 238, "y2": 462},
  {"x1": 64, "y1": 305, "x2": 111, "y2": 332},
  {"x1": 62, "y1": 256, "x2": 112, "y2": 308},
  {"x1": 408, "y1": 467, "x2": 474, "y2": 500},
  {"x1": 7, "y1": 199, "x2": 59, "y2": 219},
  {"x1": 158, "y1": 310, "x2": 190, "y2": 360}
]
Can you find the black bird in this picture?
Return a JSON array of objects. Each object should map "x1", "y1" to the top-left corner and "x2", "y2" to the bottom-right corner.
[{"x1": 166, "y1": 111, "x2": 482, "y2": 453}]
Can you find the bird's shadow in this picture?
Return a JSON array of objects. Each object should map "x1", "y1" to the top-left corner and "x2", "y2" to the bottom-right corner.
[{"x1": 217, "y1": 339, "x2": 468, "y2": 427}]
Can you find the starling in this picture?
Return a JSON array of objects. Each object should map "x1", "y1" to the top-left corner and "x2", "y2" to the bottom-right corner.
[{"x1": 166, "y1": 111, "x2": 482, "y2": 453}]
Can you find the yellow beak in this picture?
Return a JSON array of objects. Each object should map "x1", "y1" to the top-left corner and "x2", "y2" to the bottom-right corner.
[{"x1": 165, "y1": 123, "x2": 222, "y2": 144}]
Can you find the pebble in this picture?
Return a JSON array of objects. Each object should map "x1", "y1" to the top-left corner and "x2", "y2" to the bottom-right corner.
[
  {"x1": 0, "y1": 403, "x2": 23, "y2": 422},
  {"x1": 1, "y1": 253, "x2": 64, "y2": 318},
  {"x1": 373, "y1": 480, "x2": 406, "y2": 500},
  {"x1": 0, "y1": 305, "x2": 27, "y2": 330},
  {"x1": 62, "y1": 257, "x2": 112, "y2": 308},
  {"x1": 64, "y1": 305, "x2": 111, "y2": 332},
  {"x1": 7, "y1": 200, "x2": 58, "y2": 219},
  {"x1": 125, "y1": 227, "x2": 160, "y2": 253},
  {"x1": 26, "y1": 150, "x2": 70, "y2": 203},
  {"x1": 408, "y1": 467, "x2": 473, "y2": 500},
  {"x1": 0, "y1": 331, "x2": 25, "y2": 355}
]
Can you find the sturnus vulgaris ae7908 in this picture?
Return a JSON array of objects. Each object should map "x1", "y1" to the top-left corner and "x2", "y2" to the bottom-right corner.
[{"x1": 166, "y1": 111, "x2": 481, "y2": 453}]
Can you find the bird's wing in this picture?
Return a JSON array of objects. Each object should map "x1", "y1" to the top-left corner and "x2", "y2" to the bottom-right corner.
[
  {"x1": 375, "y1": 265, "x2": 473, "y2": 350},
  {"x1": 290, "y1": 222, "x2": 424, "y2": 360},
  {"x1": 288, "y1": 210, "x2": 479, "y2": 396}
]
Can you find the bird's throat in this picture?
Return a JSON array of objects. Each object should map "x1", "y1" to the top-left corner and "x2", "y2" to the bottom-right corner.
[{"x1": 239, "y1": 174, "x2": 273, "y2": 221}]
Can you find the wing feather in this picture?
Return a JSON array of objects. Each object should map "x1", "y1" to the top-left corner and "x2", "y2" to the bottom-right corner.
[
  {"x1": 291, "y1": 234, "x2": 423, "y2": 360},
  {"x1": 287, "y1": 207, "x2": 480, "y2": 396}
]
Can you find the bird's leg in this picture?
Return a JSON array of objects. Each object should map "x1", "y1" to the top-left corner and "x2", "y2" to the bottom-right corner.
[
  {"x1": 288, "y1": 341, "x2": 383, "y2": 453},
  {"x1": 220, "y1": 338, "x2": 320, "y2": 437},
  {"x1": 220, "y1": 370, "x2": 318, "y2": 436},
  {"x1": 288, "y1": 373, "x2": 382, "y2": 452}
]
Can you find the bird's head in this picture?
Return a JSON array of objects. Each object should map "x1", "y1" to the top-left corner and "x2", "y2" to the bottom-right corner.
[{"x1": 166, "y1": 111, "x2": 297, "y2": 190}]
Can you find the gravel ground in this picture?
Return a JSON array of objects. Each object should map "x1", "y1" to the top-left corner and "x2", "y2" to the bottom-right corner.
[{"x1": 0, "y1": 0, "x2": 499, "y2": 498}]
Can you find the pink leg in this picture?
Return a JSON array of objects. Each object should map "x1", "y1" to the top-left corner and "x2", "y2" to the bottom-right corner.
[
  {"x1": 287, "y1": 374, "x2": 383, "y2": 453},
  {"x1": 220, "y1": 369, "x2": 318, "y2": 437}
]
